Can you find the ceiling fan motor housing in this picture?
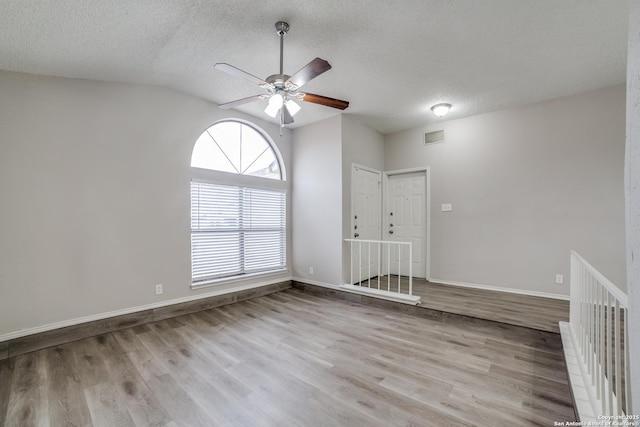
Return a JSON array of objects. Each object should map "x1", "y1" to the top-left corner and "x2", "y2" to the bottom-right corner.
[{"x1": 266, "y1": 74, "x2": 291, "y2": 89}]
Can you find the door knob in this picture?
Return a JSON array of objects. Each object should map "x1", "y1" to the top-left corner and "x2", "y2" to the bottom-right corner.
[
  {"x1": 354, "y1": 233, "x2": 360, "y2": 238},
  {"x1": 389, "y1": 230, "x2": 394, "y2": 235}
]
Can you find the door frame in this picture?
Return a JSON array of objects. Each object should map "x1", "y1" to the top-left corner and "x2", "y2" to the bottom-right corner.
[{"x1": 382, "y1": 166, "x2": 431, "y2": 281}]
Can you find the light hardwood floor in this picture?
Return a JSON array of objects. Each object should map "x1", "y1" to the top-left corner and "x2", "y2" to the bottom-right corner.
[
  {"x1": 354, "y1": 278, "x2": 569, "y2": 333},
  {"x1": 413, "y1": 279, "x2": 569, "y2": 333},
  {"x1": 0, "y1": 288, "x2": 575, "y2": 426}
]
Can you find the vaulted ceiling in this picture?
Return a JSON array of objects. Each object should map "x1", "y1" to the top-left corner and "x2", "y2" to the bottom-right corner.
[{"x1": 0, "y1": 0, "x2": 629, "y2": 134}]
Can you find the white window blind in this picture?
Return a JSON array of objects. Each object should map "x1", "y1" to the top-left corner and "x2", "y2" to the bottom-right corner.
[{"x1": 191, "y1": 181, "x2": 286, "y2": 283}]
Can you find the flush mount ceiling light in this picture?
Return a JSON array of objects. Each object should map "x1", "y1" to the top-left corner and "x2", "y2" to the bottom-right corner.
[
  {"x1": 214, "y1": 21, "x2": 349, "y2": 131},
  {"x1": 431, "y1": 103, "x2": 452, "y2": 117}
]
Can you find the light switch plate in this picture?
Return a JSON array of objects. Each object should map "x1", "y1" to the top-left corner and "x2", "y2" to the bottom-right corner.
[{"x1": 441, "y1": 203, "x2": 453, "y2": 212}]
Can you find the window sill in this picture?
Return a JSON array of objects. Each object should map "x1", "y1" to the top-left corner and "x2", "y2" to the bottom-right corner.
[{"x1": 190, "y1": 269, "x2": 290, "y2": 290}]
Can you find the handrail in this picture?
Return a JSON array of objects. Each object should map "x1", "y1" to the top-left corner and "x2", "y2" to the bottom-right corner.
[
  {"x1": 344, "y1": 238, "x2": 412, "y2": 246},
  {"x1": 570, "y1": 250, "x2": 627, "y2": 307},
  {"x1": 563, "y1": 251, "x2": 631, "y2": 421},
  {"x1": 344, "y1": 238, "x2": 413, "y2": 298}
]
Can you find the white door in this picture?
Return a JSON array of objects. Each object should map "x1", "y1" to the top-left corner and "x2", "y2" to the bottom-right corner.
[
  {"x1": 351, "y1": 165, "x2": 381, "y2": 283},
  {"x1": 385, "y1": 172, "x2": 426, "y2": 278}
]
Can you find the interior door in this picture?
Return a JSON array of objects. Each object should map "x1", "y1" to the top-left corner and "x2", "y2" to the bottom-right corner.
[
  {"x1": 385, "y1": 172, "x2": 426, "y2": 278},
  {"x1": 351, "y1": 165, "x2": 381, "y2": 283}
]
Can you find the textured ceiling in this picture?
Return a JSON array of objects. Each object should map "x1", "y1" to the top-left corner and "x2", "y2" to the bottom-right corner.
[{"x1": 0, "y1": 0, "x2": 629, "y2": 134}]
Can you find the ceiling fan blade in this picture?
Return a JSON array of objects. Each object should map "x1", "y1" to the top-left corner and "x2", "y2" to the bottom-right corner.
[
  {"x1": 283, "y1": 104, "x2": 295, "y2": 124},
  {"x1": 287, "y1": 58, "x2": 332, "y2": 88},
  {"x1": 218, "y1": 95, "x2": 263, "y2": 109},
  {"x1": 214, "y1": 63, "x2": 268, "y2": 86},
  {"x1": 302, "y1": 92, "x2": 349, "y2": 110}
]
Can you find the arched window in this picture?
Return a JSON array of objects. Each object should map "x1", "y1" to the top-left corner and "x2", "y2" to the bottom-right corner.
[
  {"x1": 191, "y1": 120, "x2": 281, "y2": 180},
  {"x1": 190, "y1": 120, "x2": 286, "y2": 286}
]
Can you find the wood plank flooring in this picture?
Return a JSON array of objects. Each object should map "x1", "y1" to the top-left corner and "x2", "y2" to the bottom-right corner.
[
  {"x1": 355, "y1": 278, "x2": 569, "y2": 333},
  {"x1": 2, "y1": 281, "x2": 291, "y2": 360},
  {"x1": 0, "y1": 288, "x2": 575, "y2": 426},
  {"x1": 415, "y1": 280, "x2": 569, "y2": 333}
]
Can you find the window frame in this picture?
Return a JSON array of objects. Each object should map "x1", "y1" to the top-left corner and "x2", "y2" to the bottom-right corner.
[
  {"x1": 189, "y1": 119, "x2": 288, "y2": 289},
  {"x1": 190, "y1": 118, "x2": 287, "y2": 182}
]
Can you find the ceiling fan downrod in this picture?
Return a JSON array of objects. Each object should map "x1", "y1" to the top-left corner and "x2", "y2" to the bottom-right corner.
[{"x1": 275, "y1": 21, "x2": 289, "y2": 75}]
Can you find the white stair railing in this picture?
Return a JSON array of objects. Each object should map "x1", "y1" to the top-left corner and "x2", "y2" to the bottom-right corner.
[
  {"x1": 560, "y1": 250, "x2": 631, "y2": 421},
  {"x1": 343, "y1": 238, "x2": 420, "y2": 304}
]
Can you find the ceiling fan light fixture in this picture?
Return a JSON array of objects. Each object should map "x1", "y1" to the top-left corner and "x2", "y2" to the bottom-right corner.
[
  {"x1": 270, "y1": 93, "x2": 284, "y2": 109},
  {"x1": 265, "y1": 93, "x2": 284, "y2": 117},
  {"x1": 264, "y1": 103, "x2": 279, "y2": 117},
  {"x1": 431, "y1": 103, "x2": 452, "y2": 117},
  {"x1": 286, "y1": 99, "x2": 301, "y2": 116}
]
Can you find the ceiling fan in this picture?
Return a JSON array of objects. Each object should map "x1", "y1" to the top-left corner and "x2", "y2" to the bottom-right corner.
[{"x1": 214, "y1": 21, "x2": 349, "y2": 128}]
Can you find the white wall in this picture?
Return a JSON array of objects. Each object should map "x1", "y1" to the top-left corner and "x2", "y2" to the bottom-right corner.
[
  {"x1": 341, "y1": 115, "x2": 385, "y2": 283},
  {"x1": 625, "y1": 0, "x2": 640, "y2": 413},
  {"x1": 291, "y1": 114, "x2": 384, "y2": 287},
  {"x1": 0, "y1": 70, "x2": 292, "y2": 338},
  {"x1": 385, "y1": 84, "x2": 627, "y2": 296},
  {"x1": 291, "y1": 115, "x2": 343, "y2": 286}
]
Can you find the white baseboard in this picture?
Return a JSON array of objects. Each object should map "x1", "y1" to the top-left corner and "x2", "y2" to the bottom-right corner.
[
  {"x1": 0, "y1": 276, "x2": 293, "y2": 343},
  {"x1": 429, "y1": 277, "x2": 570, "y2": 301}
]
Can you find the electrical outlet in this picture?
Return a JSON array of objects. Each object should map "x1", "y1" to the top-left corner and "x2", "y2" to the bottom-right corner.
[
  {"x1": 441, "y1": 203, "x2": 453, "y2": 212},
  {"x1": 309, "y1": 267, "x2": 314, "y2": 275},
  {"x1": 155, "y1": 284, "x2": 163, "y2": 295},
  {"x1": 555, "y1": 274, "x2": 564, "y2": 285}
]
